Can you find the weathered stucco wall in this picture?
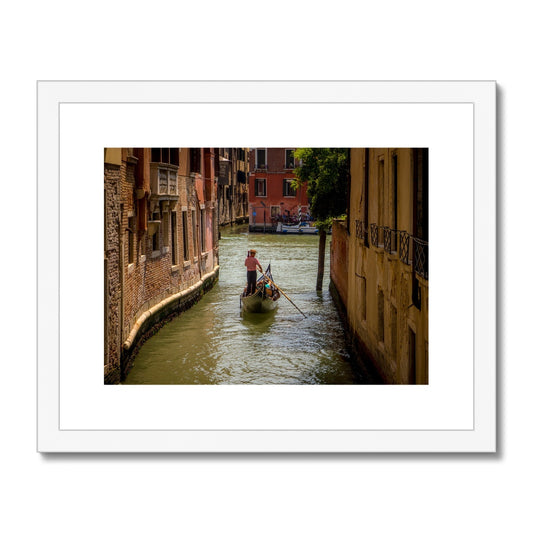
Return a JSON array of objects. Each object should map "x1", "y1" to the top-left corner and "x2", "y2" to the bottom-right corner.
[
  {"x1": 334, "y1": 148, "x2": 429, "y2": 384},
  {"x1": 330, "y1": 220, "x2": 348, "y2": 309}
]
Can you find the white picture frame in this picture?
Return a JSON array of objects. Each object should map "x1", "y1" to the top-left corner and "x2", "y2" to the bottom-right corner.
[{"x1": 37, "y1": 80, "x2": 496, "y2": 453}]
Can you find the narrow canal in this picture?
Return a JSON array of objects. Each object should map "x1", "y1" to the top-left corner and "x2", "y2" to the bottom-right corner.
[{"x1": 124, "y1": 225, "x2": 364, "y2": 384}]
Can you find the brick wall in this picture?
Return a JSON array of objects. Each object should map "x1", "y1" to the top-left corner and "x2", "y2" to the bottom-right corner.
[
  {"x1": 104, "y1": 163, "x2": 122, "y2": 384},
  {"x1": 104, "y1": 148, "x2": 220, "y2": 383}
]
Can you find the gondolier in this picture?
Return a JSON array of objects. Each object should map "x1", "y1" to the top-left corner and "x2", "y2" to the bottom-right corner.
[
  {"x1": 240, "y1": 263, "x2": 280, "y2": 313},
  {"x1": 245, "y1": 249, "x2": 263, "y2": 296}
]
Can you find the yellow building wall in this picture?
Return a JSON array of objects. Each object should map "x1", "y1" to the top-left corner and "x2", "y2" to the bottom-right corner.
[
  {"x1": 345, "y1": 148, "x2": 428, "y2": 384},
  {"x1": 104, "y1": 148, "x2": 122, "y2": 166}
]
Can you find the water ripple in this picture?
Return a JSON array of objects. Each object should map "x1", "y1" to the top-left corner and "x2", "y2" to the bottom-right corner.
[{"x1": 125, "y1": 227, "x2": 355, "y2": 385}]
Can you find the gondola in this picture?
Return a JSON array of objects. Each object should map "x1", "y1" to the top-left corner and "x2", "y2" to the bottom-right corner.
[{"x1": 240, "y1": 264, "x2": 281, "y2": 313}]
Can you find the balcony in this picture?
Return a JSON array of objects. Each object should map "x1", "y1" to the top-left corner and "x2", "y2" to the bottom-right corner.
[
  {"x1": 399, "y1": 231, "x2": 410, "y2": 264},
  {"x1": 413, "y1": 237, "x2": 429, "y2": 279},
  {"x1": 383, "y1": 227, "x2": 399, "y2": 254},
  {"x1": 353, "y1": 220, "x2": 428, "y2": 280},
  {"x1": 370, "y1": 223, "x2": 381, "y2": 247},
  {"x1": 150, "y1": 163, "x2": 178, "y2": 198}
]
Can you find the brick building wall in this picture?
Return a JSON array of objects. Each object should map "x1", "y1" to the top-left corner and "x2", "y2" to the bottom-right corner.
[
  {"x1": 104, "y1": 158, "x2": 122, "y2": 384},
  {"x1": 105, "y1": 148, "x2": 220, "y2": 383},
  {"x1": 121, "y1": 151, "x2": 139, "y2": 341}
]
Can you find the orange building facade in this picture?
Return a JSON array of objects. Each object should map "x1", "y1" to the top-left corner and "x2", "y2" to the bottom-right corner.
[{"x1": 248, "y1": 148, "x2": 310, "y2": 231}]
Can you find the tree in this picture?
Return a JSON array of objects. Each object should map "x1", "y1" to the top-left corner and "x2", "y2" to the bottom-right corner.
[{"x1": 293, "y1": 148, "x2": 349, "y2": 291}]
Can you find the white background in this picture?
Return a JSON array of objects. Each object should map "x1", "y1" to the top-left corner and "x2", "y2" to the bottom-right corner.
[
  {"x1": 1, "y1": 1, "x2": 527, "y2": 532},
  {"x1": 59, "y1": 102, "x2": 472, "y2": 433}
]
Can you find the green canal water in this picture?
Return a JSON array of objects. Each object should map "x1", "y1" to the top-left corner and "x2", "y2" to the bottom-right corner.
[{"x1": 124, "y1": 225, "x2": 361, "y2": 384}]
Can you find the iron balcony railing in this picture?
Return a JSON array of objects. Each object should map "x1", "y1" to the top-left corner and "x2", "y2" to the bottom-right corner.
[
  {"x1": 370, "y1": 223, "x2": 380, "y2": 247},
  {"x1": 413, "y1": 237, "x2": 429, "y2": 279},
  {"x1": 355, "y1": 219, "x2": 366, "y2": 240},
  {"x1": 383, "y1": 226, "x2": 399, "y2": 254},
  {"x1": 399, "y1": 230, "x2": 410, "y2": 265},
  {"x1": 353, "y1": 220, "x2": 428, "y2": 280}
]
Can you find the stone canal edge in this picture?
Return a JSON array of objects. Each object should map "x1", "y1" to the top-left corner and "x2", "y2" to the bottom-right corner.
[{"x1": 116, "y1": 266, "x2": 220, "y2": 383}]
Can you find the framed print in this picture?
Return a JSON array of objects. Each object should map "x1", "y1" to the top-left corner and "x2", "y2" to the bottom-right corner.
[{"x1": 37, "y1": 80, "x2": 496, "y2": 452}]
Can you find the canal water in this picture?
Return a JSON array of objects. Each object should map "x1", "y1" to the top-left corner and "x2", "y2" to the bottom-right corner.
[{"x1": 124, "y1": 225, "x2": 361, "y2": 385}]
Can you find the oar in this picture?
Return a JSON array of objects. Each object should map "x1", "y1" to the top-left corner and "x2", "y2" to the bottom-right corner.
[{"x1": 259, "y1": 270, "x2": 307, "y2": 318}]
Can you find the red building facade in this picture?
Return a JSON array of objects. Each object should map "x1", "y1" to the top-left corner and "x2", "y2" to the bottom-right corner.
[{"x1": 248, "y1": 148, "x2": 310, "y2": 231}]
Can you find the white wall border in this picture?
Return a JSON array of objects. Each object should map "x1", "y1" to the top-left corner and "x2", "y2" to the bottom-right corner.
[{"x1": 37, "y1": 81, "x2": 496, "y2": 452}]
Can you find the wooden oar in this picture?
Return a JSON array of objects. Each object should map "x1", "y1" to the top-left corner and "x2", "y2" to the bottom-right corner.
[{"x1": 259, "y1": 270, "x2": 307, "y2": 318}]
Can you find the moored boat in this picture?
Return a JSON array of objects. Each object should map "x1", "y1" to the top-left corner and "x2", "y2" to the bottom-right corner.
[
  {"x1": 298, "y1": 223, "x2": 319, "y2": 234},
  {"x1": 276, "y1": 222, "x2": 318, "y2": 234},
  {"x1": 240, "y1": 264, "x2": 280, "y2": 313}
]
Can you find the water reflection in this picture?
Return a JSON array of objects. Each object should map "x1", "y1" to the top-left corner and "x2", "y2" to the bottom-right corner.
[{"x1": 241, "y1": 308, "x2": 277, "y2": 332}]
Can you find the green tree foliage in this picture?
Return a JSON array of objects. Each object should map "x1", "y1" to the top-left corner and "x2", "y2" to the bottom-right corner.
[
  {"x1": 292, "y1": 148, "x2": 349, "y2": 223},
  {"x1": 292, "y1": 148, "x2": 349, "y2": 291}
]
